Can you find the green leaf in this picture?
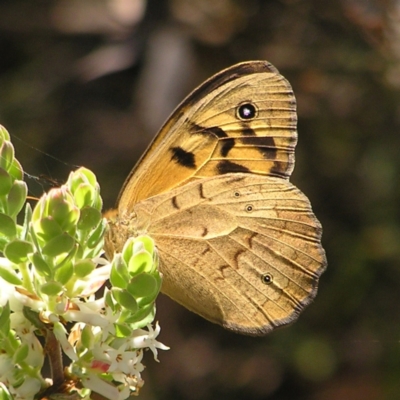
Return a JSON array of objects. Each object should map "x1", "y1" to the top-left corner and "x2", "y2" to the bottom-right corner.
[
  {"x1": 42, "y1": 233, "x2": 75, "y2": 257},
  {"x1": 136, "y1": 235, "x2": 155, "y2": 256},
  {"x1": 81, "y1": 325, "x2": 94, "y2": 349},
  {"x1": 67, "y1": 168, "x2": 102, "y2": 210},
  {"x1": 21, "y1": 203, "x2": 32, "y2": 240},
  {"x1": 128, "y1": 251, "x2": 153, "y2": 274},
  {"x1": 121, "y1": 239, "x2": 134, "y2": 265},
  {"x1": 11, "y1": 370, "x2": 25, "y2": 389},
  {"x1": 55, "y1": 261, "x2": 74, "y2": 285},
  {"x1": 0, "y1": 125, "x2": 10, "y2": 141},
  {"x1": 0, "y1": 141, "x2": 14, "y2": 171},
  {"x1": 86, "y1": 219, "x2": 105, "y2": 249},
  {"x1": 74, "y1": 259, "x2": 95, "y2": 278},
  {"x1": 33, "y1": 216, "x2": 63, "y2": 241},
  {"x1": 79, "y1": 168, "x2": 97, "y2": 187},
  {"x1": 136, "y1": 273, "x2": 162, "y2": 307},
  {"x1": 112, "y1": 288, "x2": 138, "y2": 313},
  {"x1": 7, "y1": 180, "x2": 27, "y2": 218},
  {"x1": 0, "y1": 238, "x2": 6, "y2": 253},
  {"x1": 105, "y1": 290, "x2": 115, "y2": 311},
  {"x1": 54, "y1": 243, "x2": 77, "y2": 269},
  {"x1": 0, "y1": 302, "x2": 11, "y2": 336},
  {"x1": 126, "y1": 303, "x2": 155, "y2": 329},
  {"x1": 31, "y1": 252, "x2": 52, "y2": 278},
  {"x1": 0, "y1": 381, "x2": 14, "y2": 400},
  {"x1": 13, "y1": 343, "x2": 29, "y2": 364},
  {"x1": 4, "y1": 240, "x2": 33, "y2": 264},
  {"x1": 23, "y1": 307, "x2": 46, "y2": 329},
  {"x1": 40, "y1": 281, "x2": 63, "y2": 296},
  {"x1": 0, "y1": 168, "x2": 12, "y2": 196},
  {"x1": 115, "y1": 323, "x2": 133, "y2": 337},
  {"x1": 8, "y1": 158, "x2": 23, "y2": 181},
  {"x1": 73, "y1": 183, "x2": 95, "y2": 209},
  {"x1": 110, "y1": 255, "x2": 129, "y2": 289},
  {"x1": 67, "y1": 168, "x2": 97, "y2": 193},
  {"x1": 48, "y1": 191, "x2": 80, "y2": 231},
  {"x1": 0, "y1": 265, "x2": 22, "y2": 285},
  {"x1": 0, "y1": 213, "x2": 16, "y2": 237},
  {"x1": 78, "y1": 206, "x2": 102, "y2": 231},
  {"x1": 127, "y1": 273, "x2": 158, "y2": 299},
  {"x1": 137, "y1": 292, "x2": 159, "y2": 308}
]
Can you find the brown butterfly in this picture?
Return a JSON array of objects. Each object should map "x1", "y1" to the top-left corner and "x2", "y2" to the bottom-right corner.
[{"x1": 105, "y1": 61, "x2": 327, "y2": 336}]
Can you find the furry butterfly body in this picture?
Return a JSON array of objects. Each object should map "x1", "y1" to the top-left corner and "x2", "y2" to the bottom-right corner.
[{"x1": 106, "y1": 61, "x2": 326, "y2": 336}]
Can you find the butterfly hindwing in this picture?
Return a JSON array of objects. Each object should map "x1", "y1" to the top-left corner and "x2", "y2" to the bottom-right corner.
[{"x1": 122, "y1": 173, "x2": 326, "y2": 336}]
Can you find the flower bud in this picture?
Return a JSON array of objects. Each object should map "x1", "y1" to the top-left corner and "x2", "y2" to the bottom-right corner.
[
  {"x1": 67, "y1": 168, "x2": 102, "y2": 210},
  {"x1": 32, "y1": 188, "x2": 80, "y2": 235}
]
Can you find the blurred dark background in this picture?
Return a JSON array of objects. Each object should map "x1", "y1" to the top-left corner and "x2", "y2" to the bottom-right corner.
[{"x1": 1, "y1": 0, "x2": 400, "y2": 399}]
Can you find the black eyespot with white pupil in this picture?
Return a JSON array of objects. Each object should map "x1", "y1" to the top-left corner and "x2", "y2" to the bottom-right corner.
[
  {"x1": 261, "y1": 273, "x2": 273, "y2": 285},
  {"x1": 237, "y1": 102, "x2": 257, "y2": 120}
]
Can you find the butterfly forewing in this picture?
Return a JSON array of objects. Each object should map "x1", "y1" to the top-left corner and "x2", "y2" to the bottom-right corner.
[{"x1": 118, "y1": 61, "x2": 297, "y2": 209}]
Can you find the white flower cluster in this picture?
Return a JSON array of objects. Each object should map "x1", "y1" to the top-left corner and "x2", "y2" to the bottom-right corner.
[
  {"x1": 0, "y1": 127, "x2": 168, "y2": 400},
  {"x1": 0, "y1": 266, "x2": 168, "y2": 400}
]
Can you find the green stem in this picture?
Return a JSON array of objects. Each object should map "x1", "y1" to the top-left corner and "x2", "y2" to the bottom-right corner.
[{"x1": 19, "y1": 261, "x2": 35, "y2": 293}]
